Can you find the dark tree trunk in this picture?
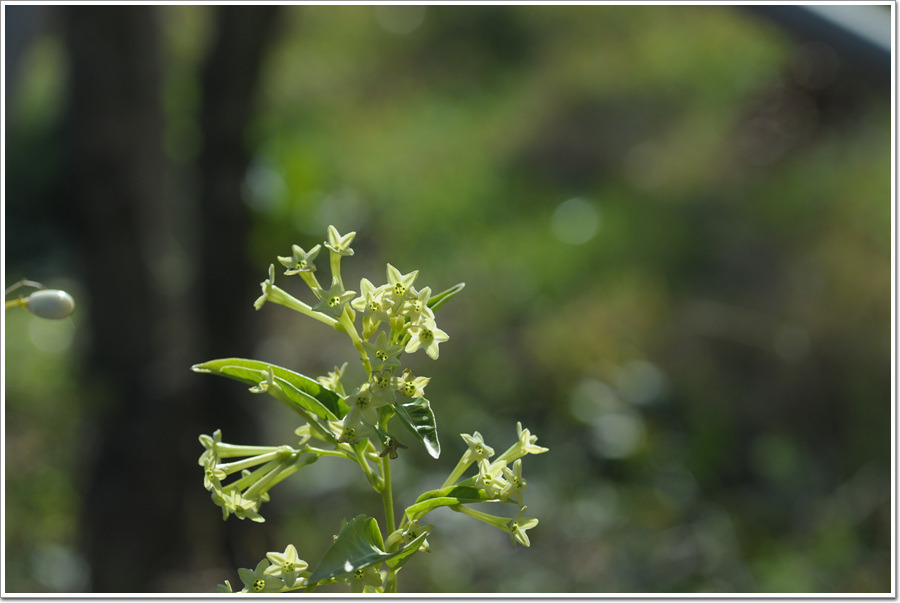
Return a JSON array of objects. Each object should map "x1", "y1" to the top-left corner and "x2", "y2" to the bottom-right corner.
[
  {"x1": 61, "y1": 5, "x2": 282, "y2": 592},
  {"x1": 194, "y1": 3, "x2": 284, "y2": 581}
]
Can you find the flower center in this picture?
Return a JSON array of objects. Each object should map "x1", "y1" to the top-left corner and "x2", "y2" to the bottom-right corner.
[{"x1": 252, "y1": 579, "x2": 266, "y2": 592}]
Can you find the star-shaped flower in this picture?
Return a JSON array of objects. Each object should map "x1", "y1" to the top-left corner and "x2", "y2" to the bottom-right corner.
[
  {"x1": 459, "y1": 431, "x2": 495, "y2": 465},
  {"x1": 238, "y1": 559, "x2": 284, "y2": 593},
  {"x1": 351, "y1": 278, "x2": 394, "y2": 323},
  {"x1": 368, "y1": 369, "x2": 397, "y2": 404},
  {"x1": 386, "y1": 263, "x2": 418, "y2": 301},
  {"x1": 347, "y1": 566, "x2": 383, "y2": 593},
  {"x1": 392, "y1": 368, "x2": 430, "y2": 398},
  {"x1": 361, "y1": 330, "x2": 403, "y2": 369},
  {"x1": 401, "y1": 286, "x2": 434, "y2": 323},
  {"x1": 198, "y1": 429, "x2": 223, "y2": 467},
  {"x1": 506, "y1": 506, "x2": 539, "y2": 548},
  {"x1": 344, "y1": 382, "x2": 387, "y2": 427},
  {"x1": 265, "y1": 544, "x2": 308, "y2": 588},
  {"x1": 313, "y1": 277, "x2": 356, "y2": 317},
  {"x1": 324, "y1": 225, "x2": 356, "y2": 256},
  {"x1": 476, "y1": 458, "x2": 508, "y2": 499},
  {"x1": 497, "y1": 421, "x2": 550, "y2": 463},
  {"x1": 277, "y1": 243, "x2": 321, "y2": 275},
  {"x1": 404, "y1": 316, "x2": 449, "y2": 359}
]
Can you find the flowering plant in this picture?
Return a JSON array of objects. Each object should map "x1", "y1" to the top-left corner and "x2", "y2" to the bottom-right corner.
[{"x1": 194, "y1": 226, "x2": 548, "y2": 593}]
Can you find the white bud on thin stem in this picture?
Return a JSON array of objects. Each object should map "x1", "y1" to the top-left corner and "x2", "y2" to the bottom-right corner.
[{"x1": 27, "y1": 289, "x2": 75, "y2": 319}]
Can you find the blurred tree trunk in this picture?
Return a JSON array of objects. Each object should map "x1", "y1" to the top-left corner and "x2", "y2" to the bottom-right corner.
[
  {"x1": 194, "y1": 3, "x2": 283, "y2": 582},
  {"x1": 61, "y1": 5, "x2": 281, "y2": 592}
]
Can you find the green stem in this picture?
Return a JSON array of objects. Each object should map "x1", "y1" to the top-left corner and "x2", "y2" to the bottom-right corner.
[
  {"x1": 266, "y1": 284, "x2": 339, "y2": 329},
  {"x1": 5, "y1": 297, "x2": 27, "y2": 311},
  {"x1": 217, "y1": 448, "x2": 291, "y2": 476},
  {"x1": 306, "y1": 446, "x2": 352, "y2": 460},
  {"x1": 352, "y1": 444, "x2": 382, "y2": 491},
  {"x1": 381, "y1": 455, "x2": 395, "y2": 533},
  {"x1": 339, "y1": 309, "x2": 372, "y2": 375},
  {"x1": 299, "y1": 270, "x2": 322, "y2": 294},
  {"x1": 441, "y1": 455, "x2": 475, "y2": 489},
  {"x1": 384, "y1": 568, "x2": 398, "y2": 593},
  {"x1": 381, "y1": 454, "x2": 397, "y2": 593},
  {"x1": 330, "y1": 252, "x2": 342, "y2": 287}
]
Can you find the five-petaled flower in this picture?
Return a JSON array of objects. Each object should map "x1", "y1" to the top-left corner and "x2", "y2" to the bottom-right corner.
[
  {"x1": 265, "y1": 544, "x2": 308, "y2": 588},
  {"x1": 278, "y1": 243, "x2": 321, "y2": 275},
  {"x1": 405, "y1": 316, "x2": 449, "y2": 359},
  {"x1": 324, "y1": 225, "x2": 356, "y2": 256},
  {"x1": 351, "y1": 278, "x2": 394, "y2": 323},
  {"x1": 506, "y1": 506, "x2": 539, "y2": 548},
  {"x1": 238, "y1": 559, "x2": 284, "y2": 593},
  {"x1": 393, "y1": 368, "x2": 430, "y2": 398},
  {"x1": 361, "y1": 331, "x2": 404, "y2": 369},
  {"x1": 460, "y1": 431, "x2": 495, "y2": 465},
  {"x1": 313, "y1": 277, "x2": 356, "y2": 317},
  {"x1": 344, "y1": 382, "x2": 386, "y2": 426},
  {"x1": 386, "y1": 263, "x2": 418, "y2": 301}
]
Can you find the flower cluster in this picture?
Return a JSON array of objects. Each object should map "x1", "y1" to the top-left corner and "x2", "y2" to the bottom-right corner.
[
  {"x1": 195, "y1": 225, "x2": 548, "y2": 593},
  {"x1": 257, "y1": 226, "x2": 449, "y2": 448},
  {"x1": 442, "y1": 422, "x2": 549, "y2": 546},
  {"x1": 199, "y1": 429, "x2": 316, "y2": 522}
]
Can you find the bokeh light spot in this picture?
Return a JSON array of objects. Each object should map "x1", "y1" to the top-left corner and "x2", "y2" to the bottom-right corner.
[{"x1": 550, "y1": 197, "x2": 600, "y2": 245}]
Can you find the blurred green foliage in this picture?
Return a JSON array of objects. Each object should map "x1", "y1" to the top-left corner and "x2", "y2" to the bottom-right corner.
[{"x1": 5, "y1": 4, "x2": 891, "y2": 593}]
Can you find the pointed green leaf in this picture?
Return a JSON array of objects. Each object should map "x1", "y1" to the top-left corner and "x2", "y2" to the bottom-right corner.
[
  {"x1": 393, "y1": 397, "x2": 440, "y2": 459},
  {"x1": 426, "y1": 282, "x2": 465, "y2": 313},
  {"x1": 308, "y1": 515, "x2": 405, "y2": 584},
  {"x1": 192, "y1": 358, "x2": 348, "y2": 421},
  {"x1": 404, "y1": 485, "x2": 492, "y2": 522}
]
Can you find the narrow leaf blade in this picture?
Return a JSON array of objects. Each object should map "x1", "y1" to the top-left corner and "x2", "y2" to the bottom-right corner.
[
  {"x1": 426, "y1": 282, "x2": 465, "y2": 313},
  {"x1": 192, "y1": 358, "x2": 348, "y2": 420}
]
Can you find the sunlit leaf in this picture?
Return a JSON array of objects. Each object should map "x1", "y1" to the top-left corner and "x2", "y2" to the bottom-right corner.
[
  {"x1": 308, "y1": 515, "x2": 405, "y2": 584},
  {"x1": 393, "y1": 397, "x2": 440, "y2": 459},
  {"x1": 192, "y1": 358, "x2": 348, "y2": 420}
]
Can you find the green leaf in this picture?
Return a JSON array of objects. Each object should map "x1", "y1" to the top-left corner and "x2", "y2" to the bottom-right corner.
[
  {"x1": 426, "y1": 282, "x2": 465, "y2": 313},
  {"x1": 385, "y1": 528, "x2": 431, "y2": 571},
  {"x1": 404, "y1": 485, "x2": 492, "y2": 521},
  {"x1": 192, "y1": 358, "x2": 348, "y2": 421},
  {"x1": 308, "y1": 515, "x2": 404, "y2": 584},
  {"x1": 393, "y1": 397, "x2": 440, "y2": 459}
]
